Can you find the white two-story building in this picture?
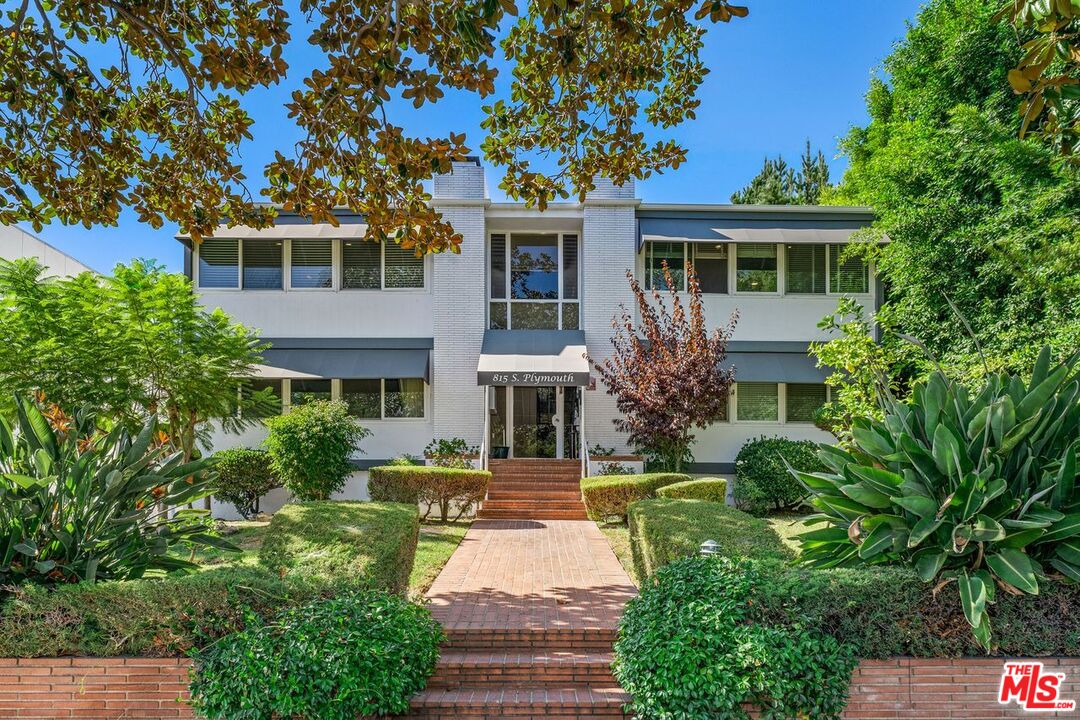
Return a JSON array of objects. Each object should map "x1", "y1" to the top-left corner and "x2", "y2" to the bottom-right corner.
[{"x1": 184, "y1": 160, "x2": 877, "y2": 512}]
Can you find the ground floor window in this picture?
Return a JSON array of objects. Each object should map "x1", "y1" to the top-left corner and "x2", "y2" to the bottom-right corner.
[
  {"x1": 730, "y1": 382, "x2": 828, "y2": 424},
  {"x1": 245, "y1": 377, "x2": 427, "y2": 419}
]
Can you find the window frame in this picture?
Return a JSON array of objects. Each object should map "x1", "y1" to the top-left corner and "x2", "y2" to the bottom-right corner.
[
  {"x1": 783, "y1": 243, "x2": 871, "y2": 298},
  {"x1": 277, "y1": 377, "x2": 429, "y2": 421},
  {"x1": 733, "y1": 243, "x2": 781, "y2": 296},
  {"x1": 488, "y1": 231, "x2": 581, "y2": 330},
  {"x1": 729, "y1": 382, "x2": 831, "y2": 425},
  {"x1": 642, "y1": 240, "x2": 734, "y2": 295}
]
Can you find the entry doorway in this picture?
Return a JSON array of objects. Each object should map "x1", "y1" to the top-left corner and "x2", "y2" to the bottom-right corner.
[{"x1": 490, "y1": 385, "x2": 579, "y2": 459}]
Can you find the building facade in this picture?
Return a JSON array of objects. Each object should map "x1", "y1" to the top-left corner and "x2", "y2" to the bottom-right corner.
[{"x1": 184, "y1": 160, "x2": 877, "y2": 514}]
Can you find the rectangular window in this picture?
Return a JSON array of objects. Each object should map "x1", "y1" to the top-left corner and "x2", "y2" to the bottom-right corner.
[
  {"x1": 342, "y1": 379, "x2": 381, "y2": 419},
  {"x1": 736, "y1": 244, "x2": 778, "y2": 293},
  {"x1": 290, "y1": 239, "x2": 333, "y2": 289},
  {"x1": 693, "y1": 244, "x2": 729, "y2": 294},
  {"x1": 786, "y1": 244, "x2": 826, "y2": 294},
  {"x1": 646, "y1": 241, "x2": 685, "y2": 291},
  {"x1": 490, "y1": 234, "x2": 507, "y2": 299},
  {"x1": 786, "y1": 383, "x2": 827, "y2": 423},
  {"x1": 736, "y1": 382, "x2": 779, "y2": 422},
  {"x1": 512, "y1": 302, "x2": 558, "y2": 330},
  {"x1": 385, "y1": 378, "x2": 425, "y2": 418},
  {"x1": 561, "y1": 302, "x2": 579, "y2": 330},
  {"x1": 242, "y1": 239, "x2": 283, "y2": 290},
  {"x1": 290, "y1": 379, "x2": 331, "y2": 406},
  {"x1": 490, "y1": 302, "x2": 508, "y2": 330},
  {"x1": 245, "y1": 378, "x2": 282, "y2": 415},
  {"x1": 198, "y1": 238, "x2": 239, "y2": 288},
  {"x1": 562, "y1": 234, "x2": 579, "y2": 299},
  {"x1": 342, "y1": 241, "x2": 381, "y2": 289},
  {"x1": 511, "y1": 234, "x2": 559, "y2": 299},
  {"x1": 829, "y1": 245, "x2": 869, "y2": 294},
  {"x1": 385, "y1": 243, "x2": 425, "y2": 289}
]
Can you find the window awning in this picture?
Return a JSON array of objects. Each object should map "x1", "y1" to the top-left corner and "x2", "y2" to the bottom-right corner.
[
  {"x1": 477, "y1": 330, "x2": 590, "y2": 386},
  {"x1": 722, "y1": 351, "x2": 828, "y2": 384},
  {"x1": 636, "y1": 213, "x2": 883, "y2": 251},
  {"x1": 253, "y1": 338, "x2": 432, "y2": 382}
]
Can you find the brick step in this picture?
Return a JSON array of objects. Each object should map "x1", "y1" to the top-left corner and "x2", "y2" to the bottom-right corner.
[
  {"x1": 428, "y1": 651, "x2": 616, "y2": 688},
  {"x1": 486, "y1": 490, "x2": 583, "y2": 501},
  {"x1": 482, "y1": 500, "x2": 585, "y2": 510},
  {"x1": 490, "y1": 460, "x2": 582, "y2": 466},
  {"x1": 478, "y1": 509, "x2": 589, "y2": 520},
  {"x1": 401, "y1": 686, "x2": 630, "y2": 719},
  {"x1": 489, "y1": 476, "x2": 582, "y2": 484},
  {"x1": 442, "y1": 628, "x2": 618, "y2": 652}
]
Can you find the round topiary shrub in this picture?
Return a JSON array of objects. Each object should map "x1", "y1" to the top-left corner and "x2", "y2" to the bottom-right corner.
[
  {"x1": 734, "y1": 436, "x2": 824, "y2": 516},
  {"x1": 190, "y1": 591, "x2": 442, "y2": 720},
  {"x1": 655, "y1": 477, "x2": 727, "y2": 503},
  {"x1": 264, "y1": 400, "x2": 372, "y2": 501},
  {"x1": 212, "y1": 447, "x2": 278, "y2": 518}
]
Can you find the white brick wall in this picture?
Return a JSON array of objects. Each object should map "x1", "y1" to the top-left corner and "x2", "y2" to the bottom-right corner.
[
  {"x1": 582, "y1": 181, "x2": 639, "y2": 454},
  {"x1": 433, "y1": 160, "x2": 486, "y2": 199}
]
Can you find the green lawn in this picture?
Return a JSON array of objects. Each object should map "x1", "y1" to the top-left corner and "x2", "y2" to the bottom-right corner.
[
  {"x1": 598, "y1": 523, "x2": 638, "y2": 587},
  {"x1": 194, "y1": 516, "x2": 469, "y2": 597},
  {"x1": 764, "y1": 514, "x2": 814, "y2": 554},
  {"x1": 409, "y1": 521, "x2": 470, "y2": 597}
]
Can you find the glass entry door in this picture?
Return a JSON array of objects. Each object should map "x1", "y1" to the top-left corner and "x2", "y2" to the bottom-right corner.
[{"x1": 512, "y1": 386, "x2": 558, "y2": 458}]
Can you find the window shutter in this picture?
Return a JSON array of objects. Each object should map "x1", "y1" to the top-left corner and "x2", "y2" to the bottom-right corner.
[
  {"x1": 786, "y1": 383, "x2": 827, "y2": 422},
  {"x1": 491, "y1": 234, "x2": 506, "y2": 299},
  {"x1": 342, "y1": 241, "x2": 381, "y2": 289},
  {"x1": 829, "y1": 245, "x2": 869, "y2": 294},
  {"x1": 290, "y1": 239, "x2": 333, "y2": 288},
  {"x1": 385, "y1": 243, "x2": 424, "y2": 288},
  {"x1": 785, "y1": 244, "x2": 826, "y2": 294},
  {"x1": 242, "y1": 239, "x2": 283, "y2": 289},
  {"x1": 563, "y1": 234, "x2": 578, "y2": 299},
  {"x1": 736, "y1": 382, "x2": 779, "y2": 421},
  {"x1": 197, "y1": 238, "x2": 239, "y2": 288}
]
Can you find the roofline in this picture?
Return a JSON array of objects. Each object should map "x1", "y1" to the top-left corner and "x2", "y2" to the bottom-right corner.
[{"x1": 637, "y1": 203, "x2": 874, "y2": 217}]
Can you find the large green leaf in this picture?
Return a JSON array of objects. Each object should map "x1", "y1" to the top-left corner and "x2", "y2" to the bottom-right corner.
[
  {"x1": 846, "y1": 465, "x2": 904, "y2": 495},
  {"x1": 914, "y1": 550, "x2": 947, "y2": 581},
  {"x1": 857, "y1": 524, "x2": 895, "y2": 560},
  {"x1": 1016, "y1": 363, "x2": 1069, "y2": 421},
  {"x1": 840, "y1": 483, "x2": 892, "y2": 509},
  {"x1": 1039, "y1": 513, "x2": 1080, "y2": 543},
  {"x1": 957, "y1": 570, "x2": 987, "y2": 628},
  {"x1": 892, "y1": 495, "x2": 938, "y2": 518},
  {"x1": 908, "y1": 515, "x2": 944, "y2": 548},
  {"x1": 1049, "y1": 558, "x2": 1080, "y2": 583},
  {"x1": 1051, "y1": 445, "x2": 1076, "y2": 510},
  {"x1": 932, "y1": 424, "x2": 963, "y2": 478},
  {"x1": 986, "y1": 549, "x2": 1039, "y2": 594},
  {"x1": 970, "y1": 515, "x2": 1005, "y2": 541}
]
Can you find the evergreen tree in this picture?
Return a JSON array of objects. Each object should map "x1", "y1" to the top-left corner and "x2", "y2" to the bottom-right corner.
[{"x1": 730, "y1": 141, "x2": 831, "y2": 204}]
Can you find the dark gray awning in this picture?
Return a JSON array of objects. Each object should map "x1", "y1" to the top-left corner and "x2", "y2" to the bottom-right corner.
[
  {"x1": 477, "y1": 330, "x2": 590, "y2": 386},
  {"x1": 722, "y1": 351, "x2": 827, "y2": 383},
  {"x1": 256, "y1": 338, "x2": 432, "y2": 382}
]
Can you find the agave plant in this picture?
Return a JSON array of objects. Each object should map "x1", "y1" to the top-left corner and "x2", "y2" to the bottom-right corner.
[
  {"x1": 0, "y1": 394, "x2": 233, "y2": 588},
  {"x1": 789, "y1": 346, "x2": 1080, "y2": 649}
]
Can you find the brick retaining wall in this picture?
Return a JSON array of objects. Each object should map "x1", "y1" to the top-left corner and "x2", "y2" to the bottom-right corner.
[{"x1": 2, "y1": 656, "x2": 1079, "y2": 719}]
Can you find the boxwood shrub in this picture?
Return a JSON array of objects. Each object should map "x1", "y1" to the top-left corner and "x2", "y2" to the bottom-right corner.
[
  {"x1": 580, "y1": 472, "x2": 689, "y2": 524},
  {"x1": 259, "y1": 501, "x2": 419, "y2": 595},
  {"x1": 190, "y1": 591, "x2": 442, "y2": 720},
  {"x1": 368, "y1": 465, "x2": 490, "y2": 521},
  {"x1": 211, "y1": 447, "x2": 278, "y2": 519},
  {"x1": 654, "y1": 477, "x2": 727, "y2": 503},
  {"x1": 734, "y1": 435, "x2": 824, "y2": 516},
  {"x1": 627, "y1": 498, "x2": 792, "y2": 581}
]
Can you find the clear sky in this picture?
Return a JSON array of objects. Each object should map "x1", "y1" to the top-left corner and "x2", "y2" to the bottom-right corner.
[{"x1": 27, "y1": 1, "x2": 923, "y2": 274}]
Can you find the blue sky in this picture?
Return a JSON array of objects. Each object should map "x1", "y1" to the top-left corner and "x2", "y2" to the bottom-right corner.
[{"x1": 29, "y1": 1, "x2": 923, "y2": 274}]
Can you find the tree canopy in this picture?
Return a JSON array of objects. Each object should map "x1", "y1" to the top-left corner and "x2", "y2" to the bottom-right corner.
[
  {"x1": 730, "y1": 140, "x2": 831, "y2": 204},
  {"x1": 0, "y1": 0, "x2": 750, "y2": 254},
  {"x1": 831, "y1": 0, "x2": 1080, "y2": 378}
]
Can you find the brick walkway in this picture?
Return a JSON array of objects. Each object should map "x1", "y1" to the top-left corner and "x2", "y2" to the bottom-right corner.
[{"x1": 426, "y1": 519, "x2": 637, "y2": 631}]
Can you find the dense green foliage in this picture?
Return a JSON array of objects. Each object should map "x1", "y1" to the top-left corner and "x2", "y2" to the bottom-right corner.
[
  {"x1": 0, "y1": 395, "x2": 226, "y2": 588},
  {"x1": 0, "y1": 500, "x2": 423, "y2": 656},
  {"x1": 793, "y1": 346, "x2": 1080, "y2": 649},
  {"x1": 730, "y1": 140, "x2": 831, "y2": 204},
  {"x1": 368, "y1": 465, "x2": 490, "y2": 521},
  {"x1": 580, "y1": 472, "x2": 689, "y2": 524},
  {"x1": 258, "y1": 501, "x2": 419, "y2": 595},
  {"x1": 423, "y1": 437, "x2": 478, "y2": 468},
  {"x1": 628, "y1": 498, "x2": 792, "y2": 581},
  {"x1": 190, "y1": 591, "x2": 441, "y2": 720},
  {"x1": 734, "y1": 436, "x2": 823, "y2": 516},
  {"x1": 0, "y1": 259, "x2": 275, "y2": 464},
  {"x1": 831, "y1": 0, "x2": 1080, "y2": 377},
  {"x1": 212, "y1": 448, "x2": 278, "y2": 519},
  {"x1": 263, "y1": 400, "x2": 371, "y2": 501},
  {"x1": 654, "y1": 477, "x2": 727, "y2": 502},
  {"x1": 615, "y1": 556, "x2": 856, "y2": 720}
]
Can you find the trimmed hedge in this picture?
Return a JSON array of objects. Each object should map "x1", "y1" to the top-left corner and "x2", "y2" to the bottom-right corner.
[
  {"x1": 368, "y1": 465, "x2": 490, "y2": 521},
  {"x1": 259, "y1": 501, "x2": 419, "y2": 595},
  {"x1": 580, "y1": 472, "x2": 689, "y2": 524},
  {"x1": 212, "y1": 447, "x2": 278, "y2": 519},
  {"x1": 734, "y1": 435, "x2": 824, "y2": 516},
  {"x1": 654, "y1": 477, "x2": 727, "y2": 503},
  {"x1": 628, "y1": 498, "x2": 792, "y2": 581}
]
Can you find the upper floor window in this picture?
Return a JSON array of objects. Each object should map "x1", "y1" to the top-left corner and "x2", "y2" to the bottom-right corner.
[
  {"x1": 645, "y1": 241, "x2": 728, "y2": 294},
  {"x1": 785, "y1": 244, "x2": 869, "y2": 295},
  {"x1": 829, "y1": 244, "x2": 869, "y2": 294},
  {"x1": 490, "y1": 233, "x2": 579, "y2": 330},
  {"x1": 196, "y1": 238, "x2": 426, "y2": 291},
  {"x1": 735, "y1": 244, "x2": 778, "y2": 293}
]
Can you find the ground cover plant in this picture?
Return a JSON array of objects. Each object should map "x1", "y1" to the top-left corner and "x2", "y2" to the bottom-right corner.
[
  {"x1": 190, "y1": 591, "x2": 442, "y2": 720},
  {"x1": 734, "y1": 435, "x2": 822, "y2": 516},
  {"x1": 211, "y1": 448, "x2": 278, "y2": 519},
  {"x1": 580, "y1": 472, "x2": 689, "y2": 524},
  {"x1": 369, "y1": 465, "x2": 491, "y2": 521},
  {"x1": 791, "y1": 345, "x2": 1080, "y2": 650}
]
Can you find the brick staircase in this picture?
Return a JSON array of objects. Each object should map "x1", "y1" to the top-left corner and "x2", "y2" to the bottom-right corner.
[
  {"x1": 403, "y1": 628, "x2": 630, "y2": 719},
  {"x1": 478, "y1": 459, "x2": 588, "y2": 520}
]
